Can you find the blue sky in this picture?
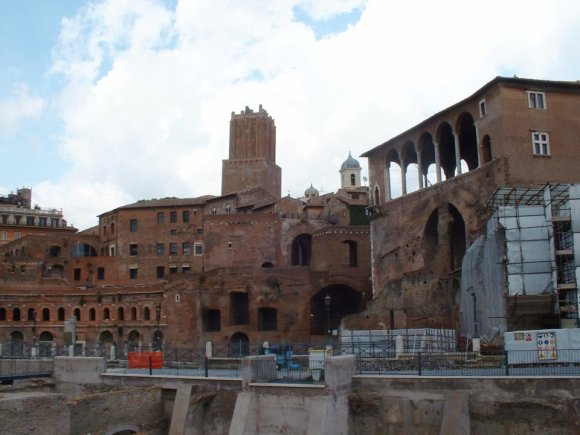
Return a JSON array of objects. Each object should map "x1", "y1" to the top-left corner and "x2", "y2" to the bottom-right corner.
[{"x1": 1, "y1": 0, "x2": 580, "y2": 229}]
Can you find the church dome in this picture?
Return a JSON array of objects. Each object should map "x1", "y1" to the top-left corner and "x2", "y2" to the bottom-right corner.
[
  {"x1": 341, "y1": 152, "x2": 361, "y2": 170},
  {"x1": 305, "y1": 184, "x2": 319, "y2": 199}
]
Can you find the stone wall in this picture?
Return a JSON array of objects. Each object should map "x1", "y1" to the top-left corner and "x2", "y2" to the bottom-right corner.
[{"x1": 350, "y1": 376, "x2": 580, "y2": 435}]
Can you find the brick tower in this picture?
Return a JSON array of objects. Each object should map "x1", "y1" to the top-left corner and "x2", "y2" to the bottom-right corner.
[{"x1": 221, "y1": 105, "x2": 282, "y2": 198}]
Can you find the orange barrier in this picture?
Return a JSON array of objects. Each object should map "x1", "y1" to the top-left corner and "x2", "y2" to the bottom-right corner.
[{"x1": 128, "y1": 351, "x2": 163, "y2": 369}]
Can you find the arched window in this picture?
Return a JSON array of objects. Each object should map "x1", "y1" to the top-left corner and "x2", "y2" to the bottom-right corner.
[
  {"x1": 42, "y1": 308, "x2": 50, "y2": 321},
  {"x1": 27, "y1": 308, "x2": 36, "y2": 321},
  {"x1": 0, "y1": 307, "x2": 6, "y2": 321},
  {"x1": 103, "y1": 308, "x2": 110, "y2": 320},
  {"x1": 57, "y1": 307, "x2": 65, "y2": 321},
  {"x1": 131, "y1": 307, "x2": 137, "y2": 321},
  {"x1": 350, "y1": 174, "x2": 356, "y2": 186},
  {"x1": 73, "y1": 308, "x2": 81, "y2": 321},
  {"x1": 143, "y1": 306, "x2": 150, "y2": 321},
  {"x1": 118, "y1": 307, "x2": 124, "y2": 321},
  {"x1": 89, "y1": 308, "x2": 96, "y2": 321},
  {"x1": 13, "y1": 308, "x2": 21, "y2": 321}
]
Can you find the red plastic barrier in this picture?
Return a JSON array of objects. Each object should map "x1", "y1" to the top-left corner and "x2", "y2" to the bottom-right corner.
[{"x1": 128, "y1": 351, "x2": 163, "y2": 369}]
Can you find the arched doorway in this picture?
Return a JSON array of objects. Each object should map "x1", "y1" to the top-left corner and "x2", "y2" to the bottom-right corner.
[
  {"x1": 230, "y1": 332, "x2": 249, "y2": 356},
  {"x1": 128, "y1": 330, "x2": 140, "y2": 351},
  {"x1": 10, "y1": 331, "x2": 24, "y2": 356},
  {"x1": 39, "y1": 331, "x2": 54, "y2": 357},
  {"x1": 310, "y1": 285, "x2": 364, "y2": 335},
  {"x1": 99, "y1": 330, "x2": 114, "y2": 348}
]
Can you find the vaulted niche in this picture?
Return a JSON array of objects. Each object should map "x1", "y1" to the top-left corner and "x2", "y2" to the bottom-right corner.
[
  {"x1": 291, "y1": 234, "x2": 312, "y2": 266},
  {"x1": 310, "y1": 285, "x2": 364, "y2": 335}
]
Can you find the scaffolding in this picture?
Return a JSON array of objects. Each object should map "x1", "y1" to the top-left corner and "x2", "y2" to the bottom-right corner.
[{"x1": 485, "y1": 184, "x2": 579, "y2": 328}]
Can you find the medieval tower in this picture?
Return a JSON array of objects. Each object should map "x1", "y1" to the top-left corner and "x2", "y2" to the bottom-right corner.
[{"x1": 221, "y1": 105, "x2": 281, "y2": 197}]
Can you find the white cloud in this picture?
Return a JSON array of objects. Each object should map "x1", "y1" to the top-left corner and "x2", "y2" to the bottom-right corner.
[
  {"x1": 35, "y1": 0, "x2": 580, "y2": 229},
  {"x1": 0, "y1": 83, "x2": 45, "y2": 135}
]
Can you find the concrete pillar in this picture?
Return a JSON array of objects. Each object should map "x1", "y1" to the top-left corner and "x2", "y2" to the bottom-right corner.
[
  {"x1": 434, "y1": 141, "x2": 442, "y2": 183},
  {"x1": 454, "y1": 132, "x2": 462, "y2": 175},
  {"x1": 396, "y1": 335, "x2": 404, "y2": 358}
]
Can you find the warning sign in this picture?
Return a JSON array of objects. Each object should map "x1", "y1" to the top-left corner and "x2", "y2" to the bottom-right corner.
[{"x1": 536, "y1": 332, "x2": 557, "y2": 360}]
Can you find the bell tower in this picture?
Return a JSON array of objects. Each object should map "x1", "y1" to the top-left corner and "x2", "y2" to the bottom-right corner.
[{"x1": 221, "y1": 105, "x2": 282, "y2": 198}]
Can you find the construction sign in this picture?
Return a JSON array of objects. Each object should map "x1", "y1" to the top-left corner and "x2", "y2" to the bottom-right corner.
[
  {"x1": 537, "y1": 331, "x2": 557, "y2": 360},
  {"x1": 128, "y1": 351, "x2": 163, "y2": 369}
]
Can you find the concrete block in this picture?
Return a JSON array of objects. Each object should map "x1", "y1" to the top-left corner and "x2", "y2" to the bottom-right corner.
[
  {"x1": 439, "y1": 393, "x2": 470, "y2": 435},
  {"x1": 53, "y1": 356, "x2": 106, "y2": 385},
  {"x1": 169, "y1": 384, "x2": 192, "y2": 435}
]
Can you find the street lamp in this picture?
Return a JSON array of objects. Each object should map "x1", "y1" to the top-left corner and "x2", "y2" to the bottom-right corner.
[{"x1": 324, "y1": 294, "x2": 331, "y2": 335}]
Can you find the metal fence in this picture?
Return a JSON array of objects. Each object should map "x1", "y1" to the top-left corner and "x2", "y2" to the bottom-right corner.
[
  {"x1": 0, "y1": 357, "x2": 53, "y2": 381},
  {"x1": 3, "y1": 341, "x2": 580, "y2": 380}
]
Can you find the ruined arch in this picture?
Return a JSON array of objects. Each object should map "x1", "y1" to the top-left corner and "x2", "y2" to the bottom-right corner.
[
  {"x1": 456, "y1": 112, "x2": 478, "y2": 171},
  {"x1": 436, "y1": 122, "x2": 456, "y2": 179},
  {"x1": 419, "y1": 132, "x2": 436, "y2": 186},
  {"x1": 386, "y1": 148, "x2": 402, "y2": 198},
  {"x1": 310, "y1": 285, "x2": 364, "y2": 335},
  {"x1": 291, "y1": 234, "x2": 312, "y2": 266}
]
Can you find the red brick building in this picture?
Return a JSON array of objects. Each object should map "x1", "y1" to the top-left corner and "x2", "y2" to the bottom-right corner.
[
  {"x1": 351, "y1": 77, "x2": 580, "y2": 337},
  {"x1": 0, "y1": 106, "x2": 371, "y2": 352}
]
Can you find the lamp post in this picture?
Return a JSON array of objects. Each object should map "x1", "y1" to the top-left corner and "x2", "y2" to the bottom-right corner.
[
  {"x1": 155, "y1": 305, "x2": 161, "y2": 350},
  {"x1": 324, "y1": 294, "x2": 331, "y2": 336}
]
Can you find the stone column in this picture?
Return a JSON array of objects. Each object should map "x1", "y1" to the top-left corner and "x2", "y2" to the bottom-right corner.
[
  {"x1": 434, "y1": 141, "x2": 442, "y2": 183},
  {"x1": 417, "y1": 151, "x2": 424, "y2": 189},
  {"x1": 474, "y1": 122, "x2": 481, "y2": 167},
  {"x1": 454, "y1": 132, "x2": 462, "y2": 175},
  {"x1": 385, "y1": 164, "x2": 392, "y2": 201},
  {"x1": 401, "y1": 165, "x2": 407, "y2": 195}
]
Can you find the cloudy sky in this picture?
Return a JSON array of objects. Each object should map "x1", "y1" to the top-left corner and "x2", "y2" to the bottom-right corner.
[{"x1": 1, "y1": 0, "x2": 580, "y2": 230}]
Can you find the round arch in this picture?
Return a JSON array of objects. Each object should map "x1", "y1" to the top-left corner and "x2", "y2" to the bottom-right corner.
[
  {"x1": 230, "y1": 332, "x2": 249, "y2": 356},
  {"x1": 291, "y1": 234, "x2": 312, "y2": 266},
  {"x1": 448, "y1": 203, "x2": 466, "y2": 271},
  {"x1": 456, "y1": 112, "x2": 478, "y2": 171},
  {"x1": 99, "y1": 330, "x2": 115, "y2": 347},
  {"x1": 310, "y1": 285, "x2": 364, "y2": 335},
  {"x1": 436, "y1": 122, "x2": 456, "y2": 179},
  {"x1": 128, "y1": 330, "x2": 140, "y2": 350}
]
